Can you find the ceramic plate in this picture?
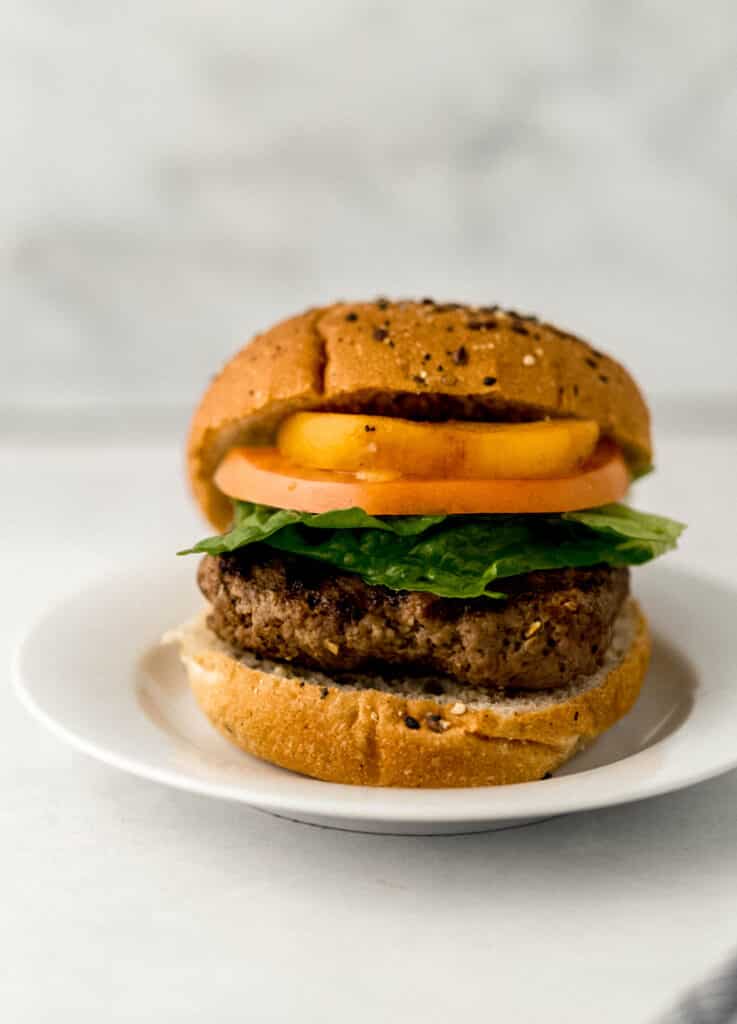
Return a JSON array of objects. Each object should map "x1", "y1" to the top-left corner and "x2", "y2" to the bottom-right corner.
[{"x1": 13, "y1": 559, "x2": 737, "y2": 834}]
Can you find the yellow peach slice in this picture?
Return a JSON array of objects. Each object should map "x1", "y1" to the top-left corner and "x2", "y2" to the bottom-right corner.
[{"x1": 276, "y1": 413, "x2": 600, "y2": 480}]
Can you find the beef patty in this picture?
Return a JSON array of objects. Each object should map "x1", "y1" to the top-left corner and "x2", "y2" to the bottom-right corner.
[{"x1": 198, "y1": 549, "x2": 629, "y2": 691}]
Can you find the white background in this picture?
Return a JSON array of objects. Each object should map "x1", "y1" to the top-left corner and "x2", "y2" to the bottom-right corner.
[{"x1": 3, "y1": 0, "x2": 736, "y2": 419}]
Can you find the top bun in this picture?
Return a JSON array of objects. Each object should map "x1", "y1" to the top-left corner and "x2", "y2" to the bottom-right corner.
[{"x1": 188, "y1": 299, "x2": 652, "y2": 530}]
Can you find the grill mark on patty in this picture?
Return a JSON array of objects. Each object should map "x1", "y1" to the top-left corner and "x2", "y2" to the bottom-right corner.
[{"x1": 198, "y1": 551, "x2": 629, "y2": 692}]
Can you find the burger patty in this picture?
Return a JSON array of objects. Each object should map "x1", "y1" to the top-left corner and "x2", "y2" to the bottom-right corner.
[{"x1": 198, "y1": 550, "x2": 629, "y2": 691}]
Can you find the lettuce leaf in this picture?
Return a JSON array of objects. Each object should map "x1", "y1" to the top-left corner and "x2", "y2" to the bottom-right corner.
[
  {"x1": 179, "y1": 502, "x2": 684, "y2": 599},
  {"x1": 179, "y1": 504, "x2": 445, "y2": 555}
]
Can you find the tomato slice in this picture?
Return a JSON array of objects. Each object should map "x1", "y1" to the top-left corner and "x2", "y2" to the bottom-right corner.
[{"x1": 214, "y1": 439, "x2": 629, "y2": 515}]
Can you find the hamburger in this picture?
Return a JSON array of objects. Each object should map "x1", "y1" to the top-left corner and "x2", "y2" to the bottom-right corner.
[{"x1": 168, "y1": 299, "x2": 684, "y2": 787}]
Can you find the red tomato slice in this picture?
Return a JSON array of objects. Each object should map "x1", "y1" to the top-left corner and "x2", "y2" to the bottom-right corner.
[{"x1": 214, "y1": 439, "x2": 629, "y2": 515}]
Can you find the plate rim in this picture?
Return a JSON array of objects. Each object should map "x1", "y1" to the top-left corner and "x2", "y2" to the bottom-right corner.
[{"x1": 13, "y1": 560, "x2": 737, "y2": 826}]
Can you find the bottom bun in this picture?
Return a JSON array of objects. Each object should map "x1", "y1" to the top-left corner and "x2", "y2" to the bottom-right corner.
[{"x1": 164, "y1": 597, "x2": 650, "y2": 788}]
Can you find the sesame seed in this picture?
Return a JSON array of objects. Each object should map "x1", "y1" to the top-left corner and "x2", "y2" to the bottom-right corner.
[
  {"x1": 483, "y1": 376, "x2": 497, "y2": 386},
  {"x1": 345, "y1": 312, "x2": 358, "y2": 322},
  {"x1": 522, "y1": 354, "x2": 536, "y2": 367},
  {"x1": 450, "y1": 702, "x2": 467, "y2": 715},
  {"x1": 373, "y1": 327, "x2": 388, "y2": 341},
  {"x1": 525, "y1": 620, "x2": 542, "y2": 638},
  {"x1": 324, "y1": 640, "x2": 339, "y2": 655},
  {"x1": 404, "y1": 715, "x2": 421, "y2": 730}
]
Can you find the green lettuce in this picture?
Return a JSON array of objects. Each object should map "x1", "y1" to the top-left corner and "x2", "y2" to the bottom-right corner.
[{"x1": 179, "y1": 501, "x2": 684, "y2": 600}]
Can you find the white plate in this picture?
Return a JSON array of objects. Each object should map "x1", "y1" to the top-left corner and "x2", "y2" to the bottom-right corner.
[{"x1": 13, "y1": 559, "x2": 737, "y2": 834}]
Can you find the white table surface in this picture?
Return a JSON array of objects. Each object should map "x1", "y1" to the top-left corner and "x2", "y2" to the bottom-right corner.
[{"x1": 2, "y1": 424, "x2": 736, "y2": 1024}]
